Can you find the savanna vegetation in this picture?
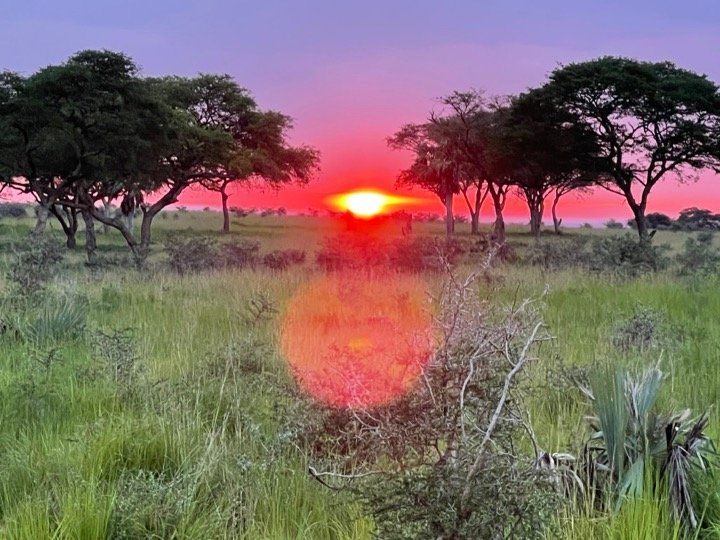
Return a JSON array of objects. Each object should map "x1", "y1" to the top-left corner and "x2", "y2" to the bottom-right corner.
[{"x1": 0, "y1": 50, "x2": 720, "y2": 539}]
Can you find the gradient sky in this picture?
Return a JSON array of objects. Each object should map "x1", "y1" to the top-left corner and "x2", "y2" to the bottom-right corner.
[{"x1": 3, "y1": 1, "x2": 720, "y2": 222}]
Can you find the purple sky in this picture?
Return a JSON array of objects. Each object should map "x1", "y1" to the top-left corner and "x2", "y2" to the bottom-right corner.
[{"x1": 2, "y1": 1, "x2": 719, "y2": 220}]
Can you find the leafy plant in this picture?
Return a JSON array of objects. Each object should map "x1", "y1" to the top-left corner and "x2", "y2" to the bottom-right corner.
[{"x1": 577, "y1": 367, "x2": 716, "y2": 531}]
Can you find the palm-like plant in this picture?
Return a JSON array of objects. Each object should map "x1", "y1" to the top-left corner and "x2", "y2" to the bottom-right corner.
[{"x1": 579, "y1": 367, "x2": 714, "y2": 529}]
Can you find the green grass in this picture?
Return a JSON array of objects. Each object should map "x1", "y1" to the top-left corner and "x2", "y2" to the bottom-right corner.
[{"x1": 0, "y1": 209, "x2": 718, "y2": 538}]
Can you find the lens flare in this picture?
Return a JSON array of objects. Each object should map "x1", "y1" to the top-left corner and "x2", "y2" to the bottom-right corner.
[
  {"x1": 326, "y1": 189, "x2": 424, "y2": 218},
  {"x1": 280, "y1": 273, "x2": 432, "y2": 408}
]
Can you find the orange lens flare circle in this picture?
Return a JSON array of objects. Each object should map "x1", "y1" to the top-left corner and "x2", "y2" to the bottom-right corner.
[{"x1": 280, "y1": 273, "x2": 433, "y2": 408}]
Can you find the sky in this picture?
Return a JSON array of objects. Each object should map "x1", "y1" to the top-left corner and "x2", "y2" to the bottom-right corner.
[{"x1": 2, "y1": 0, "x2": 720, "y2": 222}]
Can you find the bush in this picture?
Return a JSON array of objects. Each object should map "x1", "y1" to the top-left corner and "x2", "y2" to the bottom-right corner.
[
  {"x1": 587, "y1": 235, "x2": 667, "y2": 277},
  {"x1": 675, "y1": 207, "x2": 720, "y2": 231},
  {"x1": 525, "y1": 237, "x2": 589, "y2": 270},
  {"x1": 262, "y1": 249, "x2": 305, "y2": 270},
  {"x1": 164, "y1": 236, "x2": 218, "y2": 275},
  {"x1": 0, "y1": 203, "x2": 27, "y2": 218},
  {"x1": 220, "y1": 240, "x2": 260, "y2": 269},
  {"x1": 676, "y1": 232, "x2": 720, "y2": 277},
  {"x1": 605, "y1": 219, "x2": 624, "y2": 229},
  {"x1": 7, "y1": 237, "x2": 64, "y2": 294},
  {"x1": 611, "y1": 306, "x2": 667, "y2": 352},
  {"x1": 298, "y1": 266, "x2": 556, "y2": 538}
]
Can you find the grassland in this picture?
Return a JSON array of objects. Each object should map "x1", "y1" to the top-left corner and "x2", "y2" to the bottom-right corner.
[{"x1": 0, "y1": 209, "x2": 718, "y2": 538}]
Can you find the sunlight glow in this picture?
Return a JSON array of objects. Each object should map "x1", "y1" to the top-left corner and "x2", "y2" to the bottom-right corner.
[{"x1": 327, "y1": 189, "x2": 423, "y2": 218}]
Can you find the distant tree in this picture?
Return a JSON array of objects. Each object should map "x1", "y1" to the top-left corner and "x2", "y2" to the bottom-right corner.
[
  {"x1": 194, "y1": 77, "x2": 318, "y2": 233},
  {"x1": 675, "y1": 207, "x2": 720, "y2": 230},
  {"x1": 494, "y1": 88, "x2": 603, "y2": 237},
  {"x1": 605, "y1": 219, "x2": 624, "y2": 229},
  {"x1": 388, "y1": 122, "x2": 463, "y2": 236},
  {"x1": 547, "y1": 57, "x2": 720, "y2": 243}
]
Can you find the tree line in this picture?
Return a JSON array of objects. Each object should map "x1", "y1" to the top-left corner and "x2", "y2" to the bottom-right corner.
[
  {"x1": 390, "y1": 57, "x2": 720, "y2": 243},
  {"x1": 0, "y1": 50, "x2": 319, "y2": 266}
]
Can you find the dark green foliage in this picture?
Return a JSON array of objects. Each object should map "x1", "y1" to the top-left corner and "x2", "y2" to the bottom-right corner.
[
  {"x1": 587, "y1": 235, "x2": 667, "y2": 277},
  {"x1": 611, "y1": 306, "x2": 667, "y2": 352},
  {"x1": 6, "y1": 237, "x2": 64, "y2": 294},
  {"x1": 219, "y1": 240, "x2": 260, "y2": 269},
  {"x1": 675, "y1": 208, "x2": 720, "y2": 231},
  {"x1": 605, "y1": 219, "x2": 624, "y2": 229},
  {"x1": 164, "y1": 236, "x2": 218, "y2": 275},
  {"x1": 262, "y1": 249, "x2": 306, "y2": 270},
  {"x1": 0, "y1": 203, "x2": 27, "y2": 218},
  {"x1": 675, "y1": 232, "x2": 720, "y2": 277},
  {"x1": 579, "y1": 368, "x2": 717, "y2": 531},
  {"x1": 525, "y1": 237, "x2": 589, "y2": 270}
]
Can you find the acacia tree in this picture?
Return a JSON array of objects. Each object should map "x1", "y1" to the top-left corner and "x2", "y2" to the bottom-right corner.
[
  {"x1": 497, "y1": 88, "x2": 603, "y2": 237},
  {"x1": 388, "y1": 122, "x2": 463, "y2": 236},
  {"x1": 547, "y1": 57, "x2": 720, "y2": 243},
  {"x1": 0, "y1": 50, "x2": 162, "y2": 259},
  {"x1": 0, "y1": 71, "x2": 82, "y2": 244},
  {"x1": 195, "y1": 80, "x2": 319, "y2": 234}
]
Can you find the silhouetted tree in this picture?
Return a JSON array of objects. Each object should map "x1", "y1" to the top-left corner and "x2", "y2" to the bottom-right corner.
[{"x1": 547, "y1": 57, "x2": 720, "y2": 243}]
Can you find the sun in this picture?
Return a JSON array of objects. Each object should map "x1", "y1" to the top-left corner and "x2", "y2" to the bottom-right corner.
[
  {"x1": 342, "y1": 191, "x2": 388, "y2": 217},
  {"x1": 327, "y1": 189, "x2": 423, "y2": 218}
]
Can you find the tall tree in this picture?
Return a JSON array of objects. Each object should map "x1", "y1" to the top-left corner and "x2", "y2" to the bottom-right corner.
[
  {"x1": 193, "y1": 78, "x2": 318, "y2": 233},
  {"x1": 388, "y1": 122, "x2": 463, "y2": 236},
  {"x1": 547, "y1": 57, "x2": 720, "y2": 243},
  {"x1": 496, "y1": 88, "x2": 603, "y2": 237}
]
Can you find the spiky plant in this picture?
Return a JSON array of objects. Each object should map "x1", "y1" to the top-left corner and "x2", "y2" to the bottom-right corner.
[{"x1": 579, "y1": 367, "x2": 715, "y2": 530}]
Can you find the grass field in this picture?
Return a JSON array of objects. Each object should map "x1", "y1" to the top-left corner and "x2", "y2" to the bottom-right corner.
[{"x1": 0, "y1": 209, "x2": 718, "y2": 538}]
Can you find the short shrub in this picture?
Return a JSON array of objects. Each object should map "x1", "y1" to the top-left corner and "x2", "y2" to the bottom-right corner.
[
  {"x1": 676, "y1": 232, "x2": 720, "y2": 277},
  {"x1": 220, "y1": 240, "x2": 260, "y2": 269},
  {"x1": 525, "y1": 237, "x2": 589, "y2": 270},
  {"x1": 6, "y1": 237, "x2": 64, "y2": 294},
  {"x1": 262, "y1": 249, "x2": 306, "y2": 270},
  {"x1": 0, "y1": 203, "x2": 27, "y2": 218},
  {"x1": 587, "y1": 235, "x2": 667, "y2": 277},
  {"x1": 605, "y1": 219, "x2": 624, "y2": 229},
  {"x1": 164, "y1": 236, "x2": 217, "y2": 275},
  {"x1": 611, "y1": 306, "x2": 667, "y2": 352}
]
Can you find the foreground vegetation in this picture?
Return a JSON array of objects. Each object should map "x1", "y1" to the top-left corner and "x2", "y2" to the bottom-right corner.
[{"x1": 1, "y1": 209, "x2": 720, "y2": 538}]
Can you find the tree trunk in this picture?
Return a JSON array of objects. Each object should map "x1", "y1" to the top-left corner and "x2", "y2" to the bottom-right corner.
[
  {"x1": 34, "y1": 203, "x2": 51, "y2": 234},
  {"x1": 470, "y1": 185, "x2": 483, "y2": 235},
  {"x1": 551, "y1": 191, "x2": 562, "y2": 234},
  {"x1": 102, "y1": 199, "x2": 112, "y2": 234},
  {"x1": 221, "y1": 186, "x2": 231, "y2": 233},
  {"x1": 82, "y1": 209, "x2": 97, "y2": 265},
  {"x1": 488, "y1": 186, "x2": 506, "y2": 244},
  {"x1": 444, "y1": 191, "x2": 455, "y2": 237},
  {"x1": 631, "y1": 203, "x2": 650, "y2": 244}
]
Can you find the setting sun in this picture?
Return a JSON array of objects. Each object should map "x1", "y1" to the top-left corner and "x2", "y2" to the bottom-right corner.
[{"x1": 327, "y1": 189, "x2": 423, "y2": 218}]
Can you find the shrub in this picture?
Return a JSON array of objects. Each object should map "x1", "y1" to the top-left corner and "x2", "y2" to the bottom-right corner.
[
  {"x1": 262, "y1": 249, "x2": 306, "y2": 270},
  {"x1": 611, "y1": 306, "x2": 667, "y2": 352},
  {"x1": 577, "y1": 367, "x2": 716, "y2": 532},
  {"x1": 605, "y1": 219, "x2": 624, "y2": 229},
  {"x1": 675, "y1": 207, "x2": 720, "y2": 231},
  {"x1": 0, "y1": 203, "x2": 27, "y2": 218},
  {"x1": 299, "y1": 265, "x2": 556, "y2": 538},
  {"x1": 675, "y1": 232, "x2": 719, "y2": 277},
  {"x1": 220, "y1": 240, "x2": 260, "y2": 269},
  {"x1": 587, "y1": 235, "x2": 667, "y2": 277},
  {"x1": 525, "y1": 237, "x2": 589, "y2": 270},
  {"x1": 164, "y1": 236, "x2": 218, "y2": 275},
  {"x1": 7, "y1": 237, "x2": 64, "y2": 295}
]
